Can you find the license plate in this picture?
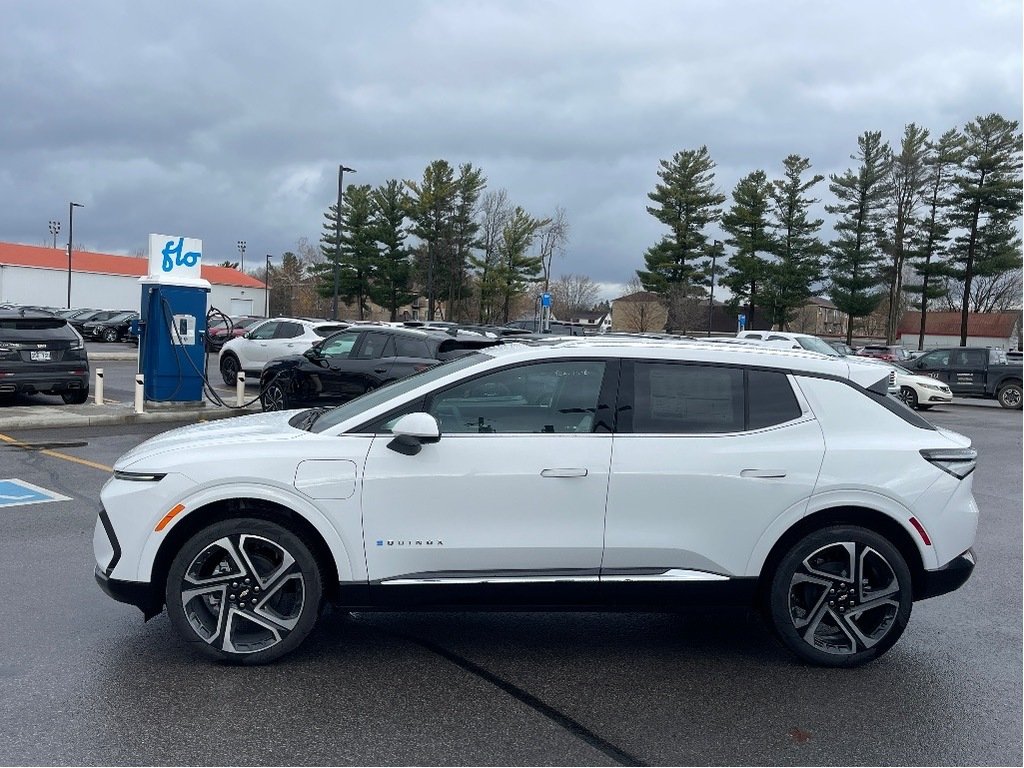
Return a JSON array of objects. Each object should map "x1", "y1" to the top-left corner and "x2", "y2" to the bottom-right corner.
[{"x1": 30, "y1": 350, "x2": 51, "y2": 361}]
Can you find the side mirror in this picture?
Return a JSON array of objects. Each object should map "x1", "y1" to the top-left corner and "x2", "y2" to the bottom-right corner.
[{"x1": 387, "y1": 412, "x2": 441, "y2": 456}]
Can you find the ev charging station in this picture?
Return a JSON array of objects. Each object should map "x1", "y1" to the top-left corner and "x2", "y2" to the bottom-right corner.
[{"x1": 137, "y1": 234, "x2": 210, "y2": 404}]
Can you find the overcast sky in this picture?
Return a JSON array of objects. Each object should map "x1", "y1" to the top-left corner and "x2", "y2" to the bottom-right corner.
[{"x1": 1, "y1": 0, "x2": 1020, "y2": 298}]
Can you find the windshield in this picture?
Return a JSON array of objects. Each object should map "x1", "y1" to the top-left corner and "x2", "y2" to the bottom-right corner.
[
  {"x1": 797, "y1": 336, "x2": 841, "y2": 356},
  {"x1": 309, "y1": 352, "x2": 493, "y2": 433}
]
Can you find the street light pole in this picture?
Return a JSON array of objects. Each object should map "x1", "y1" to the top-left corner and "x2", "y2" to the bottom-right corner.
[
  {"x1": 707, "y1": 239, "x2": 721, "y2": 337},
  {"x1": 67, "y1": 202, "x2": 83, "y2": 309},
  {"x1": 332, "y1": 164, "x2": 356, "y2": 320},
  {"x1": 48, "y1": 220, "x2": 60, "y2": 249},
  {"x1": 265, "y1": 254, "x2": 272, "y2": 316},
  {"x1": 236, "y1": 240, "x2": 246, "y2": 272}
]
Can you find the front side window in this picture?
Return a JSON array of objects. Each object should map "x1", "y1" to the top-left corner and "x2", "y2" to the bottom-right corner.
[
  {"x1": 917, "y1": 350, "x2": 950, "y2": 368},
  {"x1": 321, "y1": 333, "x2": 358, "y2": 358},
  {"x1": 426, "y1": 360, "x2": 607, "y2": 434}
]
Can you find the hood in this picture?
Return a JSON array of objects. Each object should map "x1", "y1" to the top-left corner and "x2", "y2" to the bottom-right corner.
[{"x1": 115, "y1": 409, "x2": 305, "y2": 470}]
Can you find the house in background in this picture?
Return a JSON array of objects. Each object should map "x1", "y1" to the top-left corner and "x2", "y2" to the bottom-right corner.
[
  {"x1": 790, "y1": 297, "x2": 849, "y2": 337},
  {"x1": 610, "y1": 291, "x2": 668, "y2": 333},
  {"x1": 897, "y1": 311, "x2": 1022, "y2": 351},
  {"x1": 565, "y1": 309, "x2": 611, "y2": 333}
]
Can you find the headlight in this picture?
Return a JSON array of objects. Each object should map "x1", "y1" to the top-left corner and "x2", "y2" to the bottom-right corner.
[
  {"x1": 113, "y1": 470, "x2": 166, "y2": 482},
  {"x1": 920, "y1": 382, "x2": 944, "y2": 391}
]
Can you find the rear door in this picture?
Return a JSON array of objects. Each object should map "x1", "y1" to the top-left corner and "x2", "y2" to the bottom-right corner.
[
  {"x1": 950, "y1": 348, "x2": 987, "y2": 396},
  {"x1": 602, "y1": 361, "x2": 825, "y2": 587},
  {"x1": 328, "y1": 331, "x2": 397, "y2": 398}
]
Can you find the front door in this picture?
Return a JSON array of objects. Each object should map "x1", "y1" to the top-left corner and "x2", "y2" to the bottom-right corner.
[{"x1": 359, "y1": 358, "x2": 614, "y2": 606}]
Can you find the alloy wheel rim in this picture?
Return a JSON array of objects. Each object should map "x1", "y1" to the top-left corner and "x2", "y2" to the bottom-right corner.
[
  {"x1": 1004, "y1": 388, "x2": 1021, "y2": 407},
  {"x1": 264, "y1": 384, "x2": 285, "y2": 411},
  {"x1": 788, "y1": 541, "x2": 901, "y2": 655},
  {"x1": 180, "y1": 534, "x2": 305, "y2": 654}
]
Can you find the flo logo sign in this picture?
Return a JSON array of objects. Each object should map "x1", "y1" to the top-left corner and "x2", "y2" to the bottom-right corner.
[
  {"x1": 148, "y1": 233, "x2": 203, "y2": 280},
  {"x1": 0, "y1": 479, "x2": 71, "y2": 508}
]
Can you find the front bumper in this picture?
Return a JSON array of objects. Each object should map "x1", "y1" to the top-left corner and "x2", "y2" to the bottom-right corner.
[
  {"x1": 94, "y1": 567, "x2": 161, "y2": 619},
  {"x1": 917, "y1": 549, "x2": 976, "y2": 600}
]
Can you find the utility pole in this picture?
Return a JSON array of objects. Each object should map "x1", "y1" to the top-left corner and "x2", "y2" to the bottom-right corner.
[
  {"x1": 332, "y1": 164, "x2": 356, "y2": 320},
  {"x1": 67, "y1": 202, "x2": 83, "y2": 308},
  {"x1": 707, "y1": 239, "x2": 721, "y2": 337}
]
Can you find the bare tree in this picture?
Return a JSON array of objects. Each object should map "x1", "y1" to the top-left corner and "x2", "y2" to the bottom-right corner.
[
  {"x1": 943, "y1": 268, "x2": 1023, "y2": 313},
  {"x1": 471, "y1": 189, "x2": 513, "y2": 323},
  {"x1": 549, "y1": 273, "x2": 599, "y2": 319},
  {"x1": 537, "y1": 206, "x2": 569, "y2": 291}
]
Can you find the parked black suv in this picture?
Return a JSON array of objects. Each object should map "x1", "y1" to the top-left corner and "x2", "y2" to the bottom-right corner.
[
  {"x1": 259, "y1": 325, "x2": 499, "y2": 411},
  {"x1": 0, "y1": 310, "x2": 90, "y2": 404},
  {"x1": 83, "y1": 311, "x2": 139, "y2": 342}
]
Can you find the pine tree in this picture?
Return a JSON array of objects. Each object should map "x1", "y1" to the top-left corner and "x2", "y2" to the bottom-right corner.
[
  {"x1": 826, "y1": 131, "x2": 894, "y2": 345},
  {"x1": 947, "y1": 113, "x2": 1023, "y2": 344},
  {"x1": 903, "y1": 129, "x2": 962, "y2": 350},
  {"x1": 880, "y1": 123, "x2": 930, "y2": 343},
  {"x1": 446, "y1": 164, "x2": 487, "y2": 321},
  {"x1": 638, "y1": 146, "x2": 725, "y2": 330},
  {"x1": 763, "y1": 155, "x2": 826, "y2": 329},
  {"x1": 720, "y1": 170, "x2": 774, "y2": 327},
  {"x1": 369, "y1": 179, "x2": 415, "y2": 321},
  {"x1": 405, "y1": 160, "x2": 457, "y2": 320},
  {"x1": 494, "y1": 207, "x2": 549, "y2": 323},
  {"x1": 315, "y1": 184, "x2": 377, "y2": 320}
]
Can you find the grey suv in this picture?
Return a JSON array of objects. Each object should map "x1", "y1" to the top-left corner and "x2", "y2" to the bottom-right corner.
[{"x1": 0, "y1": 310, "x2": 90, "y2": 404}]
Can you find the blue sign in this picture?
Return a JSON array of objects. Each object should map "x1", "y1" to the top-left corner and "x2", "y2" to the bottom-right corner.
[
  {"x1": 160, "y1": 237, "x2": 201, "y2": 273},
  {"x1": 738, "y1": 313, "x2": 747, "y2": 331},
  {"x1": 541, "y1": 293, "x2": 551, "y2": 308},
  {"x1": 0, "y1": 479, "x2": 71, "y2": 508}
]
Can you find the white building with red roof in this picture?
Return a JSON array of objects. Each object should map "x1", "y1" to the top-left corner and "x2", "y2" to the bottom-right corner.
[{"x1": 0, "y1": 241, "x2": 267, "y2": 315}]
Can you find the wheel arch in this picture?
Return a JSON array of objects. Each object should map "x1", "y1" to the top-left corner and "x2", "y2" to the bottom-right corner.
[
  {"x1": 144, "y1": 493, "x2": 353, "y2": 613},
  {"x1": 755, "y1": 505, "x2": 929, "y2": 604}
]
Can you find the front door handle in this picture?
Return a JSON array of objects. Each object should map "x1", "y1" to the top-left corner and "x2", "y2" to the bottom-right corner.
[
  {"x1": 374, "y1": 368, "x2": 388, "y2": 374},
  {"x1": 740, "y1": 469, "x2": 787, "y2": 479},
  {"x1": 541, "y1": 468, "x2": 588, "y2": 478}
]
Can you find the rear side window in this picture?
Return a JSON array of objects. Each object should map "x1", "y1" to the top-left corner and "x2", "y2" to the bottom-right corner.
[
  {"x1": 314, "y1": 324, "x2": 348, "y2": 338},
  {"x1": 748, "y1": 369, "x2": 802, "y2": 429},
  {"x1": 274, "y1": 322, "x2": 304, "y2": 339},
  {"x1": 395, "y1": 336, "x2": 431, "y2": 358}
]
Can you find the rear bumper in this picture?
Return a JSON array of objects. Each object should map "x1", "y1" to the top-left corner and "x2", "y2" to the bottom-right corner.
[
  {"x1": 917, "y1": 549, "x2": 975, "y2": 601},
  {"x1": 0, "y1": 370, "x2": 89, "y2": 395}
]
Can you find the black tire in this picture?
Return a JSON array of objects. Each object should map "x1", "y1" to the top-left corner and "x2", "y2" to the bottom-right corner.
[
  {"x1": 261, "y1": 380, "x2": 290, "y2": 412},
  {"x1": 62, "y1": 388, "x2": 89, "y2": 405},
  {"x1": 103, "y1": 328, "x2": 119, "y2": 342},
  {"x1": 220, "y1": 354, "x2": 241, "y2": 388},
  {"x1": 899, "y1": 386, "x2": 919, "y2": 410},
  {"x1": 165, "y1": 517, "x2": 323, "y2": 664},
  {"x1": 767, "y1": 525, "x2": 912, "y2": 667},
  {"x1": 997, "y1": 382, "x2": 1022, "y2": 410}
]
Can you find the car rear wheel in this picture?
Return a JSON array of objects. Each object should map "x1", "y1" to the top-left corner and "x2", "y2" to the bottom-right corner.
[
  {"x1": 997, "y1": 382, "x2": 1022, "y2": 410},
  {"x1": 899, "y1": 386, "x2": 919, "y2": 409},
  {"x1": 220, "y1": 354, "x2": 240, "y2": 387},
  {"x1": 261, "y1": 380, "x2": 290, "y2": 412},
  {"x1": 767, "y1": 525, "x2": 912, "y2": 667},
  {"x1": 62, "y1": 388, "x2": 89, "y2": 404},
  {"x1": 165, "y1": 518, "x2": 323, "y2": 664}
]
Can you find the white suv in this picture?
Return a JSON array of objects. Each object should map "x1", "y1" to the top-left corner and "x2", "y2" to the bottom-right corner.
[
  {"x1": 95, "y1": 340, "x2": 978, "y2": 666},
  {"x1": 218, "y1": 318, "x2": 348, "y2": 386}
]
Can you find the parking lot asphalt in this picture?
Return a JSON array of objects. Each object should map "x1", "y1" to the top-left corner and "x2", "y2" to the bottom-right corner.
[{"x1": 0, "y1": 407, "x2": 1020, "y2": 765}]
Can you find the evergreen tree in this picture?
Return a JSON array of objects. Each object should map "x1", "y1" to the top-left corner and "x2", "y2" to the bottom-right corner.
[
  {"x1": 947, "y1": 113, "x2": 1023, "y2": 344},
  {"x1": 369, "y1": 179, "x2": 415, "y2": 321},
  {"x1": 494, "y1": 207, "x2": 549, "y2": 323},
  {"x1": 446, "y1": 164, "x2": 487, "y2": 321},
  {"x1": 763, "y1": 155, "x2": 826, "y2": 329},
  {"x1": 880, "y1": 123, "x2": 930, "y2": 343},
  {"x1": 826, "y1": 131, "x2": 894, "y2": 345},
  {"x1": 405, "y1": 160, "x2": 457, "y2": 320},
  {"x1": 638, "y1": 146, "x2": 725, "y2": 329},
  {"x1": 903, "y1": 129, "x2": 961, "y2": 350},
  {"x1": 315, "y1": 184, "x2": 377, "y2": 319},
  {"x1": 720, "y1": 170, "x2": 774, "y2": 327}
]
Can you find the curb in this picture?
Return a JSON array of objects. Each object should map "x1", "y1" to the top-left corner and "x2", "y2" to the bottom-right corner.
[
  {"x1": 0, "y1": 403, "x2": 260, "y2": 431},
  {"x1": 88, "y1": 352, "x2": 139, "y2": 361}
]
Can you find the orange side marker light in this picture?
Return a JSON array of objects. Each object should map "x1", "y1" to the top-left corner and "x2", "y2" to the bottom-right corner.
[{"x1": 155, "y1": 504, "x2": 186, "y2": 532}]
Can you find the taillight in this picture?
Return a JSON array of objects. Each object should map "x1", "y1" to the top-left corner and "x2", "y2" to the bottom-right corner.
[{"x1": 920, "y1": 448, "x2": 977, "y2": 479}]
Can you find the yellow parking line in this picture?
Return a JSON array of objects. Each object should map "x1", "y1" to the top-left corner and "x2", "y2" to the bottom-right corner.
[{"x1": 0, "y1": 433, "x2": 113, "y2": 473}]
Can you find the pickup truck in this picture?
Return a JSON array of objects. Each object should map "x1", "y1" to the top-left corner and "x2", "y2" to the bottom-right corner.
[{"x1": 908, "y1": 347, "x2": 1022, "y2": 409}]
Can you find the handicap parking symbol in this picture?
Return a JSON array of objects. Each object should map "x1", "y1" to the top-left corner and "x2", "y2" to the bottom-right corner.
[{"x1": 0, "y1": 479, "x2": 71, "y2": 508}]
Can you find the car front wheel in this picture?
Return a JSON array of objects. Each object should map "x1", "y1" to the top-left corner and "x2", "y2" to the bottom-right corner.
[
  {"x1": 220, "y1": 354, "x2": 240, "y2": 387},
  {"x1": 899, "y1": 386, "x2": 919, "y2": 409},
  {"x1": 103, "y1": 328, "x2": 119, "y2": 342},
  {"x1": 165, "y1": 518, "x2": 323, "y2": 664},
  {"x1": 767, "y1": 525, "x2": 912, "y2": 667},
  {"x1": 261, "y1": 380, "x2": 290, "y2": 411}
]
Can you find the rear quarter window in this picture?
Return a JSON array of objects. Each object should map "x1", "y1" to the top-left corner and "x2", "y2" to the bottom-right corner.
[{"x1": 747, "y1": 369, "x2": 802, "y2": 429}]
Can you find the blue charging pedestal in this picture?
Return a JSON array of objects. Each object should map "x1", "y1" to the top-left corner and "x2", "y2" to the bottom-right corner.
[{"x1": 138, "y1": 277, "x2": 210, "y2": 403}]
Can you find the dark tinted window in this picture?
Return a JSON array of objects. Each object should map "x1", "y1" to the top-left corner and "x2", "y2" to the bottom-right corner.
[
  {"x1": 917, "y1": 349, "x2": 950, "y2": 368},
  {"x1": 954, "y1": 349, "x2": 986, "y2": 368},
  {"x1": 355, "y1": 333, "x2": 394, "y2": 360},
  {"x1": 395, "y1": 336, "x2": 431, "y2": 358},
  {"x1": 313, "y1": 324, "x2": 348, "y2": 338},
  {"x1": 747, "y1": 369, "x2": 801, "y2": 429},
  {"x1": 0, "y1": 317, "x2": 76, "y2": 341},
  {"x1": 274, "y1": 322, "x2": 304, "y2": 339},
  {"x1": 632, "y1": 363, "x2": 743, "y2": 434}
]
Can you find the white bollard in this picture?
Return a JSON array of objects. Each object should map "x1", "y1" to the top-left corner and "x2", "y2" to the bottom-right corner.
[
  {"x1": 134, "y1": 374, "x2": 145, "y2": 413},
  {"x1": 236, "y1": 371, "x2": 246, "y2": 407},
  {"x1": 94, "y1": 368, "x2": 104, "y2": 405}
]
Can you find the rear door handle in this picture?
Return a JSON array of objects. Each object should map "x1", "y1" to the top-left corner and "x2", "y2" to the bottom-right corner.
[
  {"x1": 541, "y1": 468, "x2": 588, "y2": 478},
  {"x1": 374, "y1": 368, "x2": 388, "y2": 374},
  {"x1": 740, "y1": 469, "x2": 787, "y2": 479}
]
